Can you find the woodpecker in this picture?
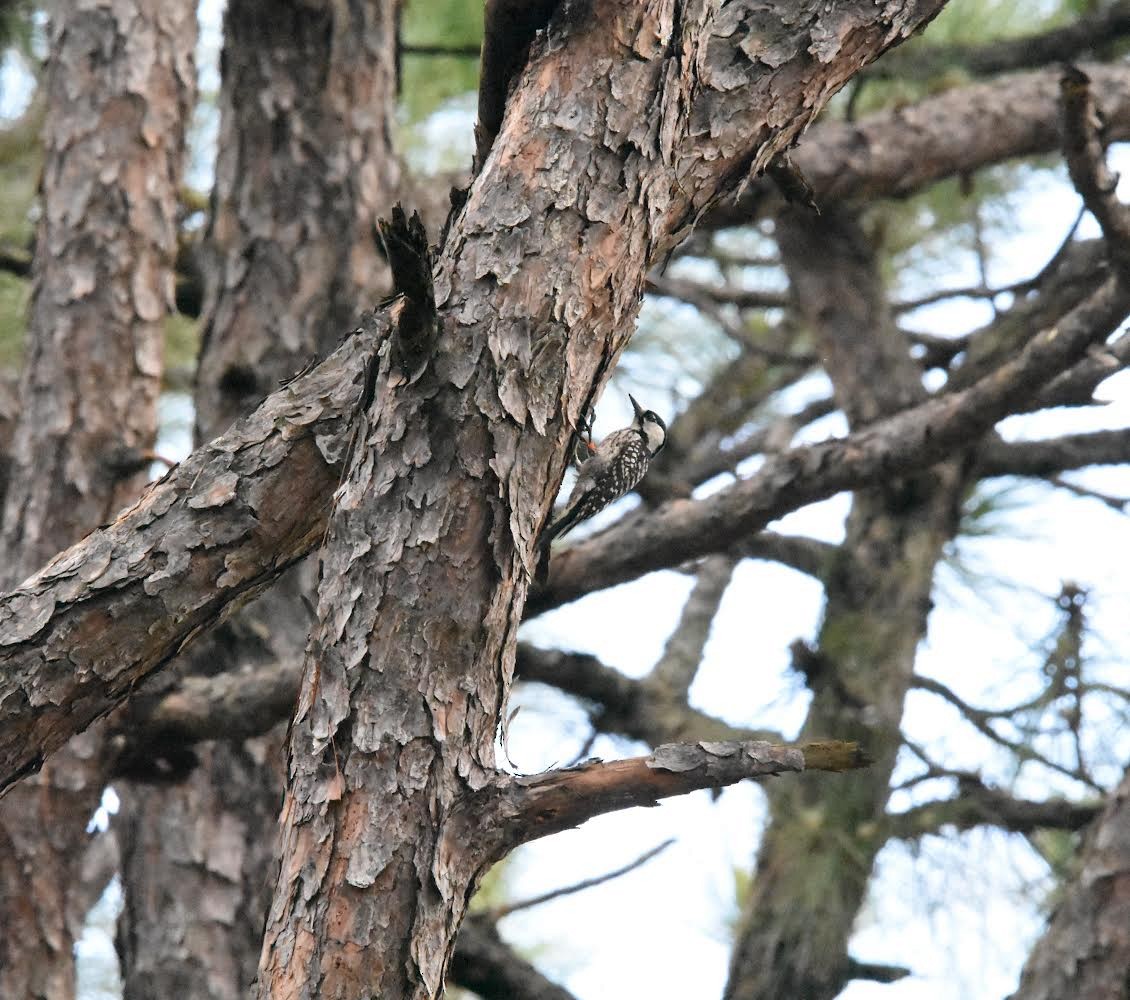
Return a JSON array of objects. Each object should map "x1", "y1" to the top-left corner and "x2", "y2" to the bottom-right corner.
[{"x1": 536, "y1": 394, "x2": 666, "y2": 583}]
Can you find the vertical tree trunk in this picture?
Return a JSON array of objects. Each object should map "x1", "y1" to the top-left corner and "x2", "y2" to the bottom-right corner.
[
  {"x1": 193, "y1": 0, "x2": 398, "y2": 439},
  {"x1": 724, "y1": 207, "x2": 967, "y2": 1000},
  {"x1": 114, "y1": 2, "x2": 397, "y2": 996},
  {"x1": 0, "y1": 3, "x2": 194, "y2": 998},
  {"x1": 1010, "y1": 766, "x2": 1130, "y2": 1000},
  {"x1": 253, "y1": 4, "x2": 949, "y2": 998}
]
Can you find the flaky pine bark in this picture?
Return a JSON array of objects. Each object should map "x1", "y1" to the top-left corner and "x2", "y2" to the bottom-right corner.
[
  {"x1": 11, "y1": 33, "x2": 1130, "y2": 788},
  {"x1": 2, "y1": 262, "x2": 1127, "y2": 792},
  {"x1": 254, "y1": 4, "x2": 948, "y2": 998},
  {"x1": 0, "y1": 3, "x2": 193, "y2": 999},
  {"x1": 194, "y1": 0, "x2": 397, "y2": 437},
  {"x1": 1010, "y1": 766, "x2": 1130, "y2": 1000},
  {"x1": 114, "y1": 3, "x2": 398, "y2": 996},
  {"x1": 724, "y1": 207, "x2": 968, "y2": 1000}
]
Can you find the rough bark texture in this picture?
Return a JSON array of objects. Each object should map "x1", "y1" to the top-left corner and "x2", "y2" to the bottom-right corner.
[
  {"x1": 115, "y1": 735, "x2": 287, "y2": 1000},
  {"x1": 0, "y1": 4, "x2": 193, "y2": 999},
  {"x1": 253, "y1": 4, "x2": 948, "y2": 999},
  {"x1": 724, "y1": 207, "x2": 967, "y2": 1000},
  {"x1": 709, "y1": 62, "x2": 1130, "y2": 228},
  {"x1": 0, "y1": 325, "x2": 364, "y2": 791},
  {"x1": 1011, "y1": 767, "x2": 1130, "y2": 1000},
  {"x1": 3, "y1": 265, "x2": 1127, "y2": 793},
  {"x1": 114, "y1": 4, "x2": 399, "y2": 996},
  {"x1": 1, "y1": 1, "x2": 191, "y2": 581},
  {"x1": 194, "y1": 0, "x2": 397, "y2": 438}
]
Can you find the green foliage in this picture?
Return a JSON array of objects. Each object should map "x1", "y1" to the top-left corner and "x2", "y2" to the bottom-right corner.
[
  {"x1": 400, "y1": 0, "x2": 482, "y2": 123},
  {"x1": 0, "y1": 108, "x2": 40, "y2": 248},
  {"x1": 0, "y1": 0, "x2": 36, "y2": 55},
  {"x1": 163, "y1": 311, "x2": 199, "y2": 389},
  {"x1": 468, "y1": 855, "x2": 517, "y2": 914},
  {"x1": 0, "y1": 269, "x2": 26, "y2": 371}
]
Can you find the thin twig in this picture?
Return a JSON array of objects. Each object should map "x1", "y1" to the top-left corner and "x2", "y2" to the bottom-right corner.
[
  {"x1": 912, "y1": 675, "x2": 1104, "y2": 791},
  {"x1": 488, "y1": 838, "x2": 676, "y2": 920}
]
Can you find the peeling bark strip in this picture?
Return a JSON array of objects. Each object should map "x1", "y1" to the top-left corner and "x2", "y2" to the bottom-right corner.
[
  {"x1": 379, "y1": 205, "x2": 440, "y2": 385},
  {"x1": 256, "y1": 4, "x2": 947, "y2": 999}
]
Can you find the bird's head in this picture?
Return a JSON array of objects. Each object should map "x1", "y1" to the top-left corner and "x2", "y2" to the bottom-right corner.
[{"x1": 629, "y1": 394, "x2": 667, "y2": 456}]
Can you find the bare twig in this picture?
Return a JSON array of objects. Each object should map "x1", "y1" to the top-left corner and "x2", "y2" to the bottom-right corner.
[
  {"x1": 911, "y1": 675, "x2": 1103, "y2": 791},
  {"x1": 488, "y1": 838, "x2": 675, "y2": 920},
  {"x1": 648, "y1": 274, "x2": 790, "y2": 313},
  {"x1": 1048, "y1": 475, "x2": 1130, "y2": 511},
  {"x1": 846, "y1": 958, "x2": 911, "y2": 984}
]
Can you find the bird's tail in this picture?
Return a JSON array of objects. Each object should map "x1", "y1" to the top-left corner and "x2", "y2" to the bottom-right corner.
[{"x1": 534, "y1": 507, "x2": 579, "y2": 585}]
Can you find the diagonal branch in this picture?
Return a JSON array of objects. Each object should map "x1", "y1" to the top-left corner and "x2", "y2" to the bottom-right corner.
[
  {"x1": 977, "y1": 429, "x2": 1130, "y2": 479},
  {"x1": 517, "y1": 645, "x2": 781, "y2": 747},
  {"x1": 706, "y1": 63, "x2": 1130, "y2": 228},
  {"x1": 487, "y1": 839, "x2": 674, "y2": 920},
  {"x1": 477, "y1": 741, "x2": 870, "y2": 857},
  {"x1": 530, "y1": 276, "x2": 1130, "y2": 614},
  {"x1": 3, "y1": 271, "x2": 1125, "y2": 790},
  {"x1": 1060, "y1": 64, "x2": 1130, "y2": 281},
  {"x1": 872, "y1": 2, "x2": 1130, "y2": 81},
  {"x1": 0, "y1": 317, "x2": 383, "y2": 793}
]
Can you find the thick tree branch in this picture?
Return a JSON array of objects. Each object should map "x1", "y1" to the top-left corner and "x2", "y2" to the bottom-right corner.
[
  {"x1": 0, "y1": 318, "x2": 382, "y2": 792},
  {"x1": 888, "y1": 788, "x2": 1101, "y2": 840},
  {"x1": 977, "y1": 429, "x2": 1130, "y2": 479},
  {"x1": 707, "y1": 63, "x2": 1130, "y2": 227},
  {"x1": 479, "y1": 741, "x2": 869, "y2": 855},
  {"x1": 517, "y1": 645, "x2": 781, "y2": 747},
  {"x1": 531, "y1": 276, "x2": 1130, "y2": 614},
  {"x1": 110, "y1": 661, "x2": 302, "y2": 753},
  {"x1": 873, "y1": 2, "x2": 1130, "y2": 81}
]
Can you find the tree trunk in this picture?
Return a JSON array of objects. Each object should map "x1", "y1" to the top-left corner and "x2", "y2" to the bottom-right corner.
[
  {"x1": 194, "y1": 0, "x2": 397, "y2": 439},
  {"x1": 114, "y1": 2, "x2": 398, "y2": 996},
  {"x1": 724, "y1": 207, "x2": 967, "y2": 1000},
  {"x1": 1011, "y1": 766, "x2": 1130, "y2": 1000},
  {"x1": 253, "y1": 4, "x2": 950, "y2": 998},
  {"x1": 0, "y1": 3, "x2": 193, "y2": 998}
]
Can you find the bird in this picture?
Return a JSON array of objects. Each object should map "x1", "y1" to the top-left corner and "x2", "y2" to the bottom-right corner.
[{"x1": 535, "y1": 394, "x2": 667, "y2": 583}]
